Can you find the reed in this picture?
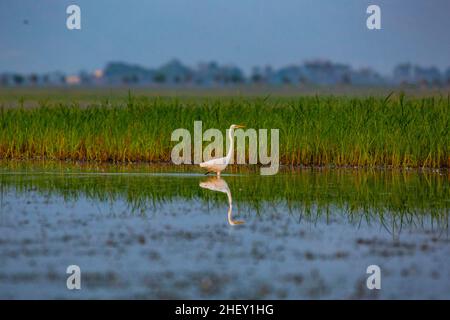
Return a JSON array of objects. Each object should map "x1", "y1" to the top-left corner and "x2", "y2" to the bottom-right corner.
[{"x1": 0, "y1": 92, "x2": 448, "y2": 168}]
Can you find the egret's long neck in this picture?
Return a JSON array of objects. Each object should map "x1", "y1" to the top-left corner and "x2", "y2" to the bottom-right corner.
[
  {"x1": 226, "y1": 128, "x2": 234, "y2": 163},
  {"x1": 225, "y1": 188, "x2": 233, "y2": 225}
]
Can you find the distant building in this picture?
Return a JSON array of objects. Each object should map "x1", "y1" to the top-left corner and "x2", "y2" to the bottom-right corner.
[
  {"x1": 66, "y1": 75, "x2": 81, "y2": 85},
  {"x1": 78, "y1": 69, "x2": 105, "y2": 86},
  {"x1": 93, "y1": 69, "x2": 103, "y2": 79}
]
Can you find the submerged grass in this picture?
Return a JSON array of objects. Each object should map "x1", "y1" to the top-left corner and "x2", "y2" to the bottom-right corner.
[
  {"x1": 0, "y1": 162, "x2": 448, "y2": 231},
  {"x1": 0, "y1": 92, "x2": 449, "y2": 168}
]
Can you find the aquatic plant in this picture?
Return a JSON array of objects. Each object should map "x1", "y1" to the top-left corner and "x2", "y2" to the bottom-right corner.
[{"x1": 0, "y1": 92, "x2": 448, "y2": 168}]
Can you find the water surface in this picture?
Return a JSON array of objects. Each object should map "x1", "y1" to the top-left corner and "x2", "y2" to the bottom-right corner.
[{"x1": 0, "y1": 162, "x2": 448, "y2": 299}]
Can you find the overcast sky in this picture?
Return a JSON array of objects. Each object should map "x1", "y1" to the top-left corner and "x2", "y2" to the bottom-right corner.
[{"x1": 1, "y1": 0, "x2": 449, "y2": 75}]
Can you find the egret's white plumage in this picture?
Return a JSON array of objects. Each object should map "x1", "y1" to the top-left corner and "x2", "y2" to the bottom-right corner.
[
  {"x1": 199, "y1": 177, "x2": 244, "y2": 225},
  {"x1": 199, "y1": 124, "x2": 244, "y2": 177}
]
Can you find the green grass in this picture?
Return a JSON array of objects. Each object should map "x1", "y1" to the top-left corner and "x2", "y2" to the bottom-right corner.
[
  {"x1": 0, "y1": 91, "x2": 449, "y2": 168},
  {"x1": 0, "y1": 162, "x2": 448, "y2": 230}
]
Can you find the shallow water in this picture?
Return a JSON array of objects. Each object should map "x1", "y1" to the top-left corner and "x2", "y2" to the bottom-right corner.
[{"x1": 0, "y1": 162, "x2": 449, "y2": 299}]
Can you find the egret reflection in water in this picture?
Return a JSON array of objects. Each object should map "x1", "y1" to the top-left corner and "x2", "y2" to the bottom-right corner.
[{"x1": 199, "y1": 177, "x2": 245, "y2": 226}]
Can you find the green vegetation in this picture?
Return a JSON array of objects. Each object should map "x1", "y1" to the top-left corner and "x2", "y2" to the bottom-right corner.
[
  {"x1": 0, "y1": 91, "x2": 449, "y2": 168},
  {"x1": 0, "y1": 162, "x2": 448, "y2": 229}
]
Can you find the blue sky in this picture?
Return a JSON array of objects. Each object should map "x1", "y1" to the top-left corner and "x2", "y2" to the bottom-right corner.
[{"x1": 1, "y1": 0, "x2": 449, "y2": 75}]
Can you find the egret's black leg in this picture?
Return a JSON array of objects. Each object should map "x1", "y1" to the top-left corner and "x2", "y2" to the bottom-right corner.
[{"x1": 205, "y1": 171, "x2": 212, "y2": 175}]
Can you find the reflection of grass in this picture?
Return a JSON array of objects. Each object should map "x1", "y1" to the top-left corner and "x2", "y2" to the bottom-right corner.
[
  {"x1": 0, "y1": 93, "x2": 449, "y2": 168},
  {"x1": 0, "y1": 162, "x2": 448, "y2": 229}
]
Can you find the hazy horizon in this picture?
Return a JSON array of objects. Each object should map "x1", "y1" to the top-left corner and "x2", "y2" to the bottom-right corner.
[{"x1": 1, "y1": 0, "x2": 450, "y2": 75}]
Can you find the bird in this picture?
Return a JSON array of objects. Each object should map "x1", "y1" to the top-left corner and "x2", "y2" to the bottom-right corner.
[
  {"x1": 199, "y1": 177, "x2": 244, "y2": 225},
  {"x1": 199, "y1": 124, "x2": 245, "y2": 177}
]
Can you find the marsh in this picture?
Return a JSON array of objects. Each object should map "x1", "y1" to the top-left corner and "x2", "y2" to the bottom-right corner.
[{"x1": 0, "y1": 162, "x2": 448, "y2": 299}]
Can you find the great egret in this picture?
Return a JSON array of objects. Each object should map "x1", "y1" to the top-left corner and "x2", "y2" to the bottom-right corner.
[
  {"x1": 199, "y1": 124, "x2": 245, "y2": 177},
  {"x1": 199, "y1": 177, "x2": 244, "y2": 225}
]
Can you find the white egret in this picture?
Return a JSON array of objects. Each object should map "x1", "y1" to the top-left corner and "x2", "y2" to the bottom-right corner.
[
  {"x1": 199, "y1": 177, "x2": 244, "y2": 225},
  {"x1": 199, "y1": 124, "x2": 245, "y2": 177}
]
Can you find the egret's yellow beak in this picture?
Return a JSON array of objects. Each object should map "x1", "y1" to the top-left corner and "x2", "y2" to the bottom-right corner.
[{"x1": 235, "y1": 125, "x2": 245, "y2": 128}]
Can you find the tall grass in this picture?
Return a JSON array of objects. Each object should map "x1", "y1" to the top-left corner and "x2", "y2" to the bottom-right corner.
[{"x1": 0, "y1": 93, "x2": 449, "y2": 168}]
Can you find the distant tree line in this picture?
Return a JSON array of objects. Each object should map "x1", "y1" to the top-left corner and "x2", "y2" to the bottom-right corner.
[{"x1": 2, "y1": 59, "x2": 450, "y2": 87}]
